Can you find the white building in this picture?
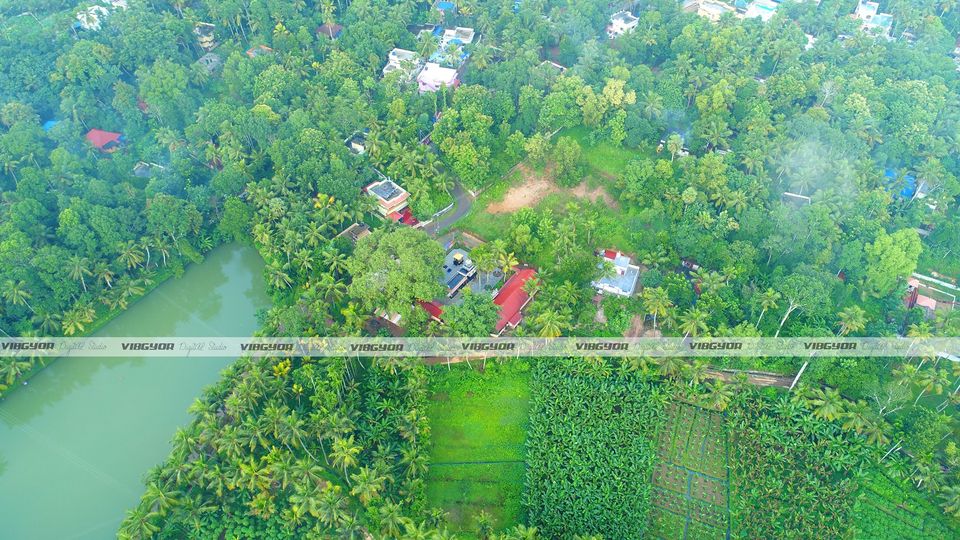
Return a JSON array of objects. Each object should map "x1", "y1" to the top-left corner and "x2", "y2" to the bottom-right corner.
[
  {"x1": 383, "y1": 48, "x2": 422, "y2": 79},
  {"x1": 607, "y1": 11, "x2": 639, "y2": 39},
  {"x1": 439, "y1": 26, "x2": 476, "y2": 48},
  {"x1": 854, "y1": 1, "x2": 893, "y2": 39},
  {"x1": 744, "y1": 0, "x2": 778, "y2": 22},
  {"x1": 417, "y1": 63, "x2": 459, "y2": 93},
  {"x1": 683, "y1": 0, "x2": 735, "y2": 23},
  {"x1": 592, "y1": 250, "x2": 641, "y2": 297}
]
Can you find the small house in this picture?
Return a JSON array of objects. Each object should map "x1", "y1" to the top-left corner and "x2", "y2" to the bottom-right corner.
[
  {"x1": 335, "y1": 222, "x2": 371, "y2": 244},
  {"x1": 417, "y1": 63, "x2": 459, "y2": 93},
  {"x1": 194, "y1": 22, "x2": 218, "y2": 51},
  {"x1": 592, "y1": 250, "x2": 640, "y2": 297},
  {"x1": 365, "y1": 178, "x2": 413, "y2": 221},
  {"x1": 383, "y1": 48, "x2": 423, "y2": 80},
  {"x1": 442, "y1": 249, "x2": 477, "y2": 298},
  {"x1": 245, "y1": 45, "x2": 273, "y2": 58},
  {"x1": 493, "y1": 267, "x2": 538, "y2": 336},
  {"x1": 854, "y1": 1, "x2": 893, "y2": 39},
  {"x1": 317, "y1": 23, "x2": 343, "y2": 40},
  {"x1": 196, "y1": 53, "x2": 223, "y2": 75},
  {"x1": 85, "y1": 129, "x2": 123, "y2": 152},
  {"x1": 606, "y1": 10, "x2": 639, "y2": 39},
  {"x1": 744, "y1": 0, "x2": 778, "y2": 22}
]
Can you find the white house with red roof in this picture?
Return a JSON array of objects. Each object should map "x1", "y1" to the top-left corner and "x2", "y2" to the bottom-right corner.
[{"x1": 492, "y1": 267, "x2": 538, "y2": 336}]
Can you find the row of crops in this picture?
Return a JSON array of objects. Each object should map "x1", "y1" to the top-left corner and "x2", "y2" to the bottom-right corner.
[
  {"x1": 523, "y1": 359, "x2": 669, "y2": 539},
  {"x1": 850, "y1": 471, "x2": 959, "y2": 539}
]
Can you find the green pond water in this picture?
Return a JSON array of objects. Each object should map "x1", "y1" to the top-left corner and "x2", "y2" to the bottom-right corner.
[{"x1": 0, "y1": 244, "x2": 268, "y2": 540}]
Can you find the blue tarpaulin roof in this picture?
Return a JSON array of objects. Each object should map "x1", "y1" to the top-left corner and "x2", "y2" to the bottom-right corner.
[
  {"x1": 885, "y1": 169, "x2": 917, "y2": 198},
  {"x1": 436, "y1": 1, "x2": 454, "y2": 10},
  {"x1": 42, "y1": 120, "x2": 59, "y2": 132}
]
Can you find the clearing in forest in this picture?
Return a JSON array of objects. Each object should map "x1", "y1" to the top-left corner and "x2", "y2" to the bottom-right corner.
[
  {"x1": 484, "y1": 163, "x2": 617, "y2": 214},
  {"x1": 424, "y1": 363, "x2": 531, "y2": 536},
  {"x1": 649, "y1": 402, "x2": 730, "y2": 540}
]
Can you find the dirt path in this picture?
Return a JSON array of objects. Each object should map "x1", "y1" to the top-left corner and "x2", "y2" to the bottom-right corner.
[
  {"x1": 485, "y1": 163, "x2": 617, "y2": 214},
  {"x1": 706, "y1": 369, "x2": 794, "y2": 388}
]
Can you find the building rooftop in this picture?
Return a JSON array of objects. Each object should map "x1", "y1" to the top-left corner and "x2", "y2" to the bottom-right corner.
[
  {"x1": 442, "y1": 249, "x2": 477, "y2": 297},
  {"x1": 493, "y1": 268, "x2": 537, "y2": 334},
  {"x1": 593, "y1": 250, "x2": 640, "y2": 297},
  {"x1": 368, "y1": 179, "x2": 407, "y2": 203},
  {"x1": 417, "y1": 63, "x2": 459, "y2": 92},
  {"x1": 85, "y1": 129, "x2": 123, "y2": 151},
  {"x1": 317, "y1": 23, "x2": 343, "y2": 39}
]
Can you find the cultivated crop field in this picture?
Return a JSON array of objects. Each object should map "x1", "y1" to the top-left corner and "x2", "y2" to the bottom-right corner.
[
  {"x1": 850, "y1": 471, "x2": 960, "y2": 539},
  {"x1": 649, "y1": 402, "x2": 730, "y2": 540}
]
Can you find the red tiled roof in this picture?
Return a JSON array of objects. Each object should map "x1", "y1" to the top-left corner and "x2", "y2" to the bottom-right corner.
[
  {"x1": 603, "y1": 249, "x2": 618, "y2": 259},
  {"x1": 400, "y1": 207, "x2": 419, "y2": 226},
  {"x1": 493, "y1": 268, "x2": 537, "y2": 333},
  {"x1": 85, "y1": 129, "x2": 122, "y2": 150},
  {"x1": 419, "y1": 300, "x2": 443, "y2": 320}
]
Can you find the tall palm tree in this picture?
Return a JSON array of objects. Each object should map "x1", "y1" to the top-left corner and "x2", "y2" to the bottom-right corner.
[
  {"x1": 330, "y1": 435, "x2": 361, "y2": 483},
  {"x1": 914, "y1": 368, "x2": 950, "y2": 405},
  {"x1": 117, "y1": 240, "x2": 144, "y2": 270},
  {"x1": 755, "y1": 288, "x2": 780, "y2": 328},
  {"x1": 93, "y1": 261, "x2": 114, "y2": 289},
  {"x1": 2, "y1": 279, "x2": 35, "y2": 313},
  {"x1": 807, "y1": 387, "x2": 845, "y2": 421},
  {"x1": 836, "y1": 305, "x2": 867, "y2": 336},
  {"x1": 704, "y1": 379, "x2": 734, "y2": 411},
  {"x1": 349, "y1": 466, "x2": 386, "y2": 505},
  {"x1": 67, "y1": 255, "x2": 92, "y2": 293},
  {"x1": 641, "y1": 90, "x2": 664, "y2": 121},
  {"x1": 534, "y1": 310, "x2": 564, "y2": 338},
  {"x1": 498, "y1": 252, "x2": 519, "y2": 276},
  {"x1": 641, "y1": 287, "x2": 672, "y2": 330},
  {"x1": 679, "y1": 308, "x2": 709, "y2": 338}
]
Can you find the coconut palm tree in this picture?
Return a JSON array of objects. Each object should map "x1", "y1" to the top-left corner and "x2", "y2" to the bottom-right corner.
[
  {"x1": 93, "y1": 261, "x2": 114, "y2": 289},
  {"x1": 534, "y1": 310, "x2": 565, "y2": 338},
  {"x1": 914, "y1": 368, "x2": 950, "y2": 405},
  {"x1": 678, "y1": 308, "x2": 709, "y2": 338},
  {"x1": 67, "y1": 255, "x2": 92, "y2": 293},
  {"x1": 807, "y1": 387, "x2": 845, "y2": 421},
  {"x1": 349, "y1": 466, "x2": 386, "y2": 505},
  {"x1": 642, "y1": 287, "x2": 672, "y2": 330},
  {"x1": 498, "y1": 252, "x2": 519, "y2": 276},
  {"x1": 666, "y1": 134, "x2": 684, "y2": 162},
  {"x1": 2, "y1": 279, "x2": 35, "y2": 313},
  {"x1": 117, "y1": 240, "x2": 145, "y2": 270},
  {"x1": 704, "y1": 379, "x2": 734, "y2": 411},
  {"x1": 941, "y1": 484, "x2": 960, "y2": 518},
  {"x1": 330, "y1": 435, "x2": 361, "y2": 482},
  {"x1": 836, "y1": 305, "x2": 867, "y2": 336},
  {"x1": 755, "y1": 288, "x2": 780, "y2": 328}
]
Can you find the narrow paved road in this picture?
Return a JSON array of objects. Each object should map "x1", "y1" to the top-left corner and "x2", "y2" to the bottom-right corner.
[{"x1": 424, "y1": 181, "x2": 472, "y2": 236}]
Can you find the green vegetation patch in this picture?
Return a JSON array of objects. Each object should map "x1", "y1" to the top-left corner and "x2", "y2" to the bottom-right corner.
[
  {"x1": 649, "y1": 402, "x2": 730, "y2": 539},
  {"x1": 524, "y1": 359, "x2": 669, "y2": 539},
  {"x1": 850, "y1": 470, "x2": 960, "y2": 540},
  {"x1": 425, "y1": 362, "x2": 531, "y2": 533}
]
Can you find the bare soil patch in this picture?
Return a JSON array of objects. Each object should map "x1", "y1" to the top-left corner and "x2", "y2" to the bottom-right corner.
[{"x1": 485, "y1": 163, "x2": 617, "y2": 214}]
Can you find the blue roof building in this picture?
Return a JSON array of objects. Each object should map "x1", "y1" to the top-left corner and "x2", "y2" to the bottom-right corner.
[
  {"x1": 885, "y1": 169, "x2": 917, "y2": 198},
  {"x1": 42, "y1": 120, "x2": 60, "y2": 132}
]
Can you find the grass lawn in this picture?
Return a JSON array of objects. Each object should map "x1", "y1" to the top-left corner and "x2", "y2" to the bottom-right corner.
[
  {"x1": 425, "y1": 361, "x2": 532, "y2": 536},
  {"x1": 562, "y1": 125, "x2": 656, "y2": 178}
]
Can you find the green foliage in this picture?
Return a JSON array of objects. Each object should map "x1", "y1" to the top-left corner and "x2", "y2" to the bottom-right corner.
[{"x1": 524, "y1": 358, "x2": 668, "y2": 538}]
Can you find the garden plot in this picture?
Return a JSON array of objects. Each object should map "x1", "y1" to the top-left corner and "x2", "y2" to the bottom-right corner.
[{"x1": 649, "y1": 402, "x2": 730, "y2": 540}]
